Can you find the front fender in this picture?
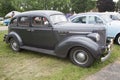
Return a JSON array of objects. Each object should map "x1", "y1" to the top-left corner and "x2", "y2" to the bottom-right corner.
[
  {"x1": 6, "y1": 31, "x2": 23, "y2": 46},
  {"x1": 55, "y1": 36, "x2": 102, "y2": 59}
]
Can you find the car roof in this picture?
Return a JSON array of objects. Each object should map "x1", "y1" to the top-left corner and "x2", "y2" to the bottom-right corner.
[
  {"x1": 69, "y1": 12, "x2": 114, "y2": 19},
  {"x1": 70, "y1": 12, "x2": 120, "y2": 18},
  {"x1": 69, "y1": 12, "x2": 102, "y2": 19},
  {"x1": 77, "y1": 12, "x2": 106, "y2": 16},
  {"x1": 14, "y1": 10, "x2": 64, "y2": 17}
]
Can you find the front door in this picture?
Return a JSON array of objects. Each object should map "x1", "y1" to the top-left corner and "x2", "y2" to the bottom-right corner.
[{"x1": 29, "y1": 16, "x2": 57, "y2": 50}]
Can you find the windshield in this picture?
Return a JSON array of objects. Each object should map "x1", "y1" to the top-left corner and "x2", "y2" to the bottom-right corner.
[
  {"x1": 50, "y1": 14, "x2": 67, "y2": 24},
  {"x1": 100, "y1": 14, "x2": 113, "y2": 23}
]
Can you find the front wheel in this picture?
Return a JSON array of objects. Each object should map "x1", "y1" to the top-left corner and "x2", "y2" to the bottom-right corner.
[
  {"x1": 69, "y1": 47, "x2": 94, "y2": 67},
  {"x1": 115, "y1": 34, "x2": 120, "y2": 45},
  {"x1": 10, "y1": 38, "x2": 21, "y2": 52}
]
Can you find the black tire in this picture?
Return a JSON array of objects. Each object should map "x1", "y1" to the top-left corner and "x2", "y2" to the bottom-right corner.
[
  {"x1": 9, "y1": 38, "x2": 21, "y2": 52},
  {"x1": 115, "y1": 34, "x2": 120, "y2": 45},
  {"x1": 69, "y1": 47, "x2": 94, "y2": 67}
]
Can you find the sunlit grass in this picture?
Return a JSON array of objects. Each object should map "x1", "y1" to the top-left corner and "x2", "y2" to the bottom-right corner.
[{"x1": 0, "y1": 31, "x2": 120, "y2": 80}]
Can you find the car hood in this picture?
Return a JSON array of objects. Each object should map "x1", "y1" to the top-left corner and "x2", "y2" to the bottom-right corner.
[{"x1": 53, "y1": 22, "x2": 105, "y2": 31}]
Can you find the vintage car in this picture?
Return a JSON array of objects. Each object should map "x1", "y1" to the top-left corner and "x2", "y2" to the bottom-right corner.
[
  {"x1": 69, "y1": 12, "x2": 120, "y2": 45},
  {"x1": 4, "y1": 10, "x2": 113, "y2": 67}
]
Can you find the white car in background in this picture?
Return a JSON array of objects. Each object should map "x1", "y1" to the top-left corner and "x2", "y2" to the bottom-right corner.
[{"x1": 69, "y1": 12, "x2": 120, "y2": 45}]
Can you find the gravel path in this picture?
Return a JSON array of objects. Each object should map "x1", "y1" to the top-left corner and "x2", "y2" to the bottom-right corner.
[{"x1": 85, "y1": 61, "x2": 120, "y2": 80}]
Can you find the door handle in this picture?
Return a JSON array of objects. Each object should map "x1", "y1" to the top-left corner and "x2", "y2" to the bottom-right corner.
[
  {"x1": 27, "y1": 29, "x2": 34, "y2": 32},
  {"x1": 31, "y1": 29, "x2": 34, "y2": 32},
  {"x1": 27, "y1": 29, "x2": 31, "y2": 31}
]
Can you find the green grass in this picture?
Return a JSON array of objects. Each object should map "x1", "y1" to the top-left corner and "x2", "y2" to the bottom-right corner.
[{"x1": 0, "y1": 31, "x2": 120, "y2": 80}]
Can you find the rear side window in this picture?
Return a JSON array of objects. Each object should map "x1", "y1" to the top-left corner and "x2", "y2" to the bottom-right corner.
[
  {"x1": 88, "y1": 16, "x2": 103, "y2": 24},
  {"x1": 10, "y1": 18, "x2": 17, "y2": 26},
  {"x1": 18, "y1": 17, "x2": 29, "y2": 26}
]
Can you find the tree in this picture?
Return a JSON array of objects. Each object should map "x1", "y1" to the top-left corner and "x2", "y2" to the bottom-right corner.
[
  {"x1": 97, "y1": 0, "x2": 115, "y2": 12},
  {"x1": 0, "y1": 0, "x2": 15, "y2": 16},
  {"x1": 0, "y1": 0, "x2": 97, "y2": 17},
  {"x1": 11, "y1": 0, "x2": 71, "y2": 13},
  {"x1": 117, "y1": 0, "x2": 120, "y2": 11},
  {"x1": 70, "y1": 0, "x2": 96, "y2": 13}
]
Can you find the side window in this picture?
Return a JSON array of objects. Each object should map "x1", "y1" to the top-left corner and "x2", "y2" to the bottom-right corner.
[
  {"x1": 72, "y1": 16, "x2": 86, "y2": 23},
  {"x1": 32, "y1": 16, "x2": 49, "y2": 27},
  {"x1": 10, "y1": 18, "x2": 17, "y2": 26},
  {"x1": 19, "y1": 17, "x2": 29, "y2": 26},
  {"x1": 88, "y1": 16, "x2": 103, "y2": 24},
  {"x1": 95, "y1": 17, "x2": 103, "y2": 24}
]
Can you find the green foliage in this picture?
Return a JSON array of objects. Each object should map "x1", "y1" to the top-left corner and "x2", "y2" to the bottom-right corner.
[
  {"x1": 0, "y1": 0, "x2": 96, "y2": 17},
  {"x1": 117, "y1": 0, "x2": 120, "y2": 11},
  {"x1": 0, "y1": 0, "x2": 15, "y2": 16},
  {"x1": 71, "y1": 0, "x2": 96, "y2": 13}
]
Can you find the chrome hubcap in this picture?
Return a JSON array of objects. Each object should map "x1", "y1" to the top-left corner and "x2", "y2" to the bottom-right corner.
[
  {"x1": 11, "y1": 40, "x2": 18, "y2": 51},
  {"x1": 73, "y1": 50, "x2": 88, "y2": 65},
  {"x1": 76, "y1": 52, "x2": 86, "y2": 62}
]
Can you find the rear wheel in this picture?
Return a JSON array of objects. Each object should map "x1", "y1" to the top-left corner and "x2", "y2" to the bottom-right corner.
[
  {"x1": 69, "y1": 47, "x2": 94, "y2": 67},
  {"x1": 10, "y1": 38, "x2": 20, "y2": 51},
  {"x1": 115, "y1": 34, "x2": 120, "y2": 45}
]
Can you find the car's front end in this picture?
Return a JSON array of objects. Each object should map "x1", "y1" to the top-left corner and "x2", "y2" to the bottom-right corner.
[
  {"x1": 101, "y1": 38, "x2": 113, "y2": 62},
  {"x1": 53, "y1": 23, "x2": 113, "y2": 63}
]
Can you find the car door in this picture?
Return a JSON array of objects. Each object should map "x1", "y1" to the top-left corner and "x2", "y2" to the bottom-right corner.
[
  {"x1": 29, "y1": 16, "x2": 57, "y2": 50},
  {"x1": 17, "y1": 16, "x2": 34, "y2": 46}
]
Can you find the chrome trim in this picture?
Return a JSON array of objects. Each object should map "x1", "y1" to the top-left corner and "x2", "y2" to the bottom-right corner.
[
  {"x1": 101, "y1": 39, "x2": 113, "y2": 62},
  {"x1": 69, "y1": 31, "x2": 92, "y2": 34}
]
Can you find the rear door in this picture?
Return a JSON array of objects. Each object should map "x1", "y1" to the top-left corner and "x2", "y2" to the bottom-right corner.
[{"x1": 17, "y1": 16, "x2": 33, "y2": 46}]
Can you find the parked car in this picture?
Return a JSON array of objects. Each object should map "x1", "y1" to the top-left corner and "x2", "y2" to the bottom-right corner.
[
  {"x1": 69, "y1": 12, "x2": 120, "y2": 45},
  {"x1": 3, "y1": 18, "x2": 11, "y2": 26},
  {"x1": 4, "y1": 10, "x2": 113, "y2": 67}
]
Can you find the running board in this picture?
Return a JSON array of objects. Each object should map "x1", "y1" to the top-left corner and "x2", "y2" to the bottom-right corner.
[{"x1": 21, "y1": 46, "x2": 56, "y2": 56}]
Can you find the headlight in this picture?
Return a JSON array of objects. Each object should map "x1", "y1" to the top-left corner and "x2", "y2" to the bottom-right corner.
[{"x1": 87, "y1": 33, "x2": 100, "y2": 42}]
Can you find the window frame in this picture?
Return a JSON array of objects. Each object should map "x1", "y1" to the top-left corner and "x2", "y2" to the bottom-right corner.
[
  {"x1": 88, "y1": 15, "x2": 104, "y2": 24},
  {"x1": 31, "y1": 16, "x2": 50, "y2": 28},
  {"x1": 18, "y1": 16, "x2": 30, "y2": 27},
  {"x1": 72, "y1": 16, "x2": 87, "y2": 23},
  {"x1": 10, "y1": 17, "x2": 18, "y2": 26}
]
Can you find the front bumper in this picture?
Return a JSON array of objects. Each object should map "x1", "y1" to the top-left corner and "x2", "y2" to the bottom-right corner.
[
  {"x1": 101, "y1": 39, "x2": 113, "y2": 62},
  {"x1": 3, "y1": 34, "x2": 8, "y2": 43}
]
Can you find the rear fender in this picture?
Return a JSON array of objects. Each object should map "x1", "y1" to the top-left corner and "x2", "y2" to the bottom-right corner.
[{"x1": 6, "y1": 32, "x2": 23, "y2": 46}]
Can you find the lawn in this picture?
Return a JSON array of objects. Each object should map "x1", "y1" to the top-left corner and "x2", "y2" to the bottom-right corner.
[{"x1": 0, "y1": 31, "x2": 120, "y2": 80}]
